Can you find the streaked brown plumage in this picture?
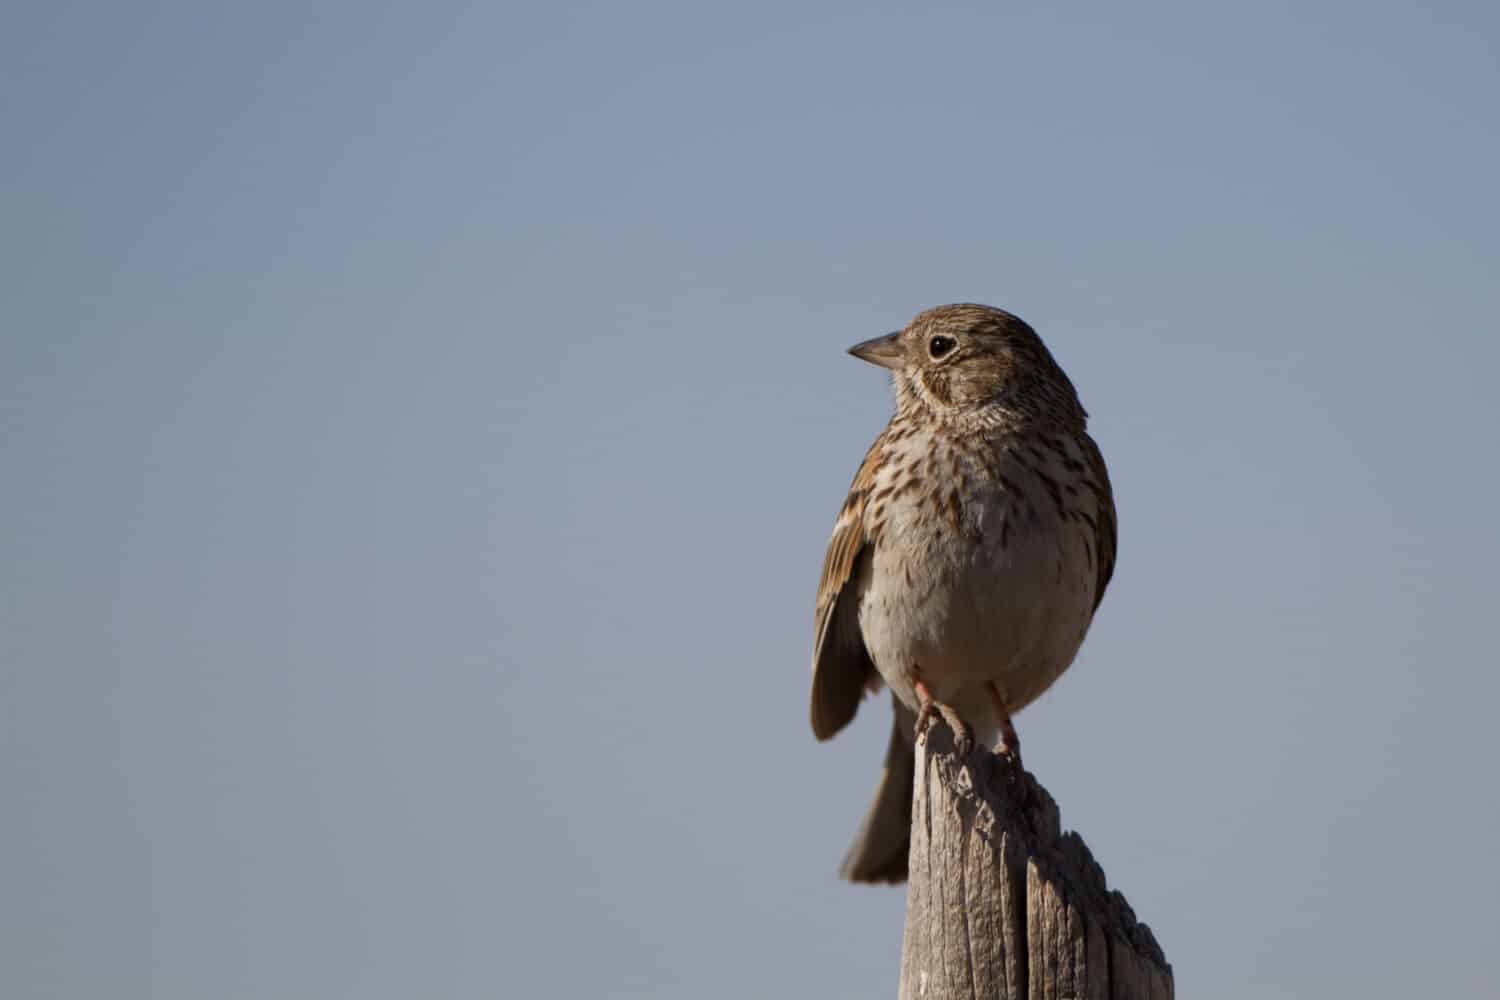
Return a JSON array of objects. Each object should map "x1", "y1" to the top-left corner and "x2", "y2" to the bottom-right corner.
[{"x1": 811, "y1": 304, "x2": 1116, "y2": 883}]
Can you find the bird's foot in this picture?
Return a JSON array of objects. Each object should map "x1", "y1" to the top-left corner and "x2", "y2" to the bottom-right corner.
[
  {"x1": 994, "y1": 728, "x2": 1022, "y2": 769},
  {"x1": 987, "y1": 684, "x2": 1023, "y2": 772},
  {"x1": 994, "y1": 741, "x2": 1024, "y2": 781},
  {"x1": 914, "y1": 680, "x2": 975, "y2": 757}
]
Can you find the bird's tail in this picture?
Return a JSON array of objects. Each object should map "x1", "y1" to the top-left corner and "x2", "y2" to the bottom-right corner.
[{"x1": 839, "y1": 695, "x2": 916, "y2": 883}]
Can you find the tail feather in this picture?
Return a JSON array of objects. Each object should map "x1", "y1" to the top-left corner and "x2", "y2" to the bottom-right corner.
[{"x1": 839, "y1": 696, "x2": 915, "y2": 883}]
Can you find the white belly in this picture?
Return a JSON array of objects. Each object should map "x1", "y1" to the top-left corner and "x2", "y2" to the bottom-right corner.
[{"x1": 856, "y1": 473, "x2": 1099, "y2": 737}]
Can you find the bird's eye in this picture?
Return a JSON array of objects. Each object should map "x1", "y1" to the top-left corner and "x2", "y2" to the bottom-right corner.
[{"x1": 928, "y1": 335, "x2": 957, "y2": 359}]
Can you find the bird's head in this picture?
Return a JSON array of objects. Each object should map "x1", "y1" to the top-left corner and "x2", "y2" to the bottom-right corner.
[{"x1": 849, "y1": 303, "x2": 1085, "y2": 427}]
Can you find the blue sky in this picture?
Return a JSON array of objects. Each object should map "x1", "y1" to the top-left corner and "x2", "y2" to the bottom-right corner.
[{"x1": 3, "y1": 2, "x2": 1498, "y2": 997}]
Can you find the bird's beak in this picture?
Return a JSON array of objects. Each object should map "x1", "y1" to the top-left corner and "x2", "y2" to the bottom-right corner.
[{"x1": 848, "y1": 332, "x2": 903, "y2": 370}]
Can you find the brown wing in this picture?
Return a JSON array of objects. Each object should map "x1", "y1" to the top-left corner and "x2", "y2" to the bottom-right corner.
[
  {"x1": 1080, "y1": 431, "x2": 1117, "y2": 613},
  {"x1": 809, "y1": 434, "x2": 885, "y2": 740}
]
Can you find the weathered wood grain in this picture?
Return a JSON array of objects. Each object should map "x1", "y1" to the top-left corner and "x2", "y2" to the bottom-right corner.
[{"x1": 898, "y1": 731, "x2": 1171, "y2": 1000}]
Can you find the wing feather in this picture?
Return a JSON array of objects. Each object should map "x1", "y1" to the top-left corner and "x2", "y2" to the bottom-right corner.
[
  {"x1": 1080, "y1": 432, "x2": 1117, "y2": 613},
  {"x1": 809, "y1": 434, "x2": 886, "y2": 740}
]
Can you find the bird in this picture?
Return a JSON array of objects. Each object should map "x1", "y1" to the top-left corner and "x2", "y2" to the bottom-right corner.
[{"x1": 810, "y1": 303, "x2": 1116, "y2": 883}]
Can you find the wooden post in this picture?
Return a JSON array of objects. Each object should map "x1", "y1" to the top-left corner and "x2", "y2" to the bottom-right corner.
[{"x1": 899, "y1": 730, "x2": 1173, "y2": 1000}]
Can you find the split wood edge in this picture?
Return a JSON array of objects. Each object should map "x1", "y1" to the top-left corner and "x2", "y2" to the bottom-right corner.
[{"x1": 898, "y1": 730, "x2": 1173, "y2": 1000}]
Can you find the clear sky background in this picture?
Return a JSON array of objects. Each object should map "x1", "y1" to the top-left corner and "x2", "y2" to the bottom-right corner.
[{"x1": 4, "y1": 2, "x2": 1498, "y2": 997}]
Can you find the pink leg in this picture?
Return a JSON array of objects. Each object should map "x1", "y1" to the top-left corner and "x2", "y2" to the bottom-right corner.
[
  {"x1": 986, "y1": 683, "x2": 1022, "y2": 764},
  {"x1": 914, "y1": 677, "x2": 975, "y2": 756}
]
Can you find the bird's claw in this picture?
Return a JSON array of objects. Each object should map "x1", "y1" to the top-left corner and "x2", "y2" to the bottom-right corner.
[
  {"x1": 915, "y1": 699, "x2": 975, "y2": 758},
  {"x1": 988, "y1": 685, "x2": 1023, "y2": 771},
  {"x1": 994, "y1": 741, "x2": 1023, "y2": 775}
]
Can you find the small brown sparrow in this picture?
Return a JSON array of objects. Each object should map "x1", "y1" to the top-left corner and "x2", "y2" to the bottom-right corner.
[{"x1": 810, "y1": 304, "x2": 1117, "y2": 883}]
